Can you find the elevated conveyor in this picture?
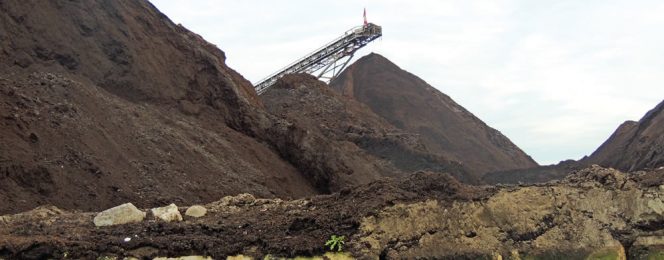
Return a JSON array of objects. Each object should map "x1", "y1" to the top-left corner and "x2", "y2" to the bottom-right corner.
[{"x1": 254, "y1": 23, "x2": 382, "y2": 95}]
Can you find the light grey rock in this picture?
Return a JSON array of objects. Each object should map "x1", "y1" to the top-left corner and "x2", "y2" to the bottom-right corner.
[
  {"x1": 185, "y1": 205, "x2": 207, "y2": 218},
  {"x1": 94, "y1": 203, "x2": 146, "y2": 227},
  {"x1": 151, "y1": 203, "x2": 183, "y2": 222}
]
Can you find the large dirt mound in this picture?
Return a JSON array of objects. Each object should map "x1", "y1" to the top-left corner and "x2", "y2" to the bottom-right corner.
[
  {"x1": 262, "y1": 74, "x2": 475, "y2": 183},
  {"x1": 0, "y1": 71, "x2": 317, "y2": 214},
  {"x1": 1, "y1": 0, "x2": 418, "y2": 214},
  {"x1": 0, "y1": 0, "x2": 325, "y2": 214},
  {"x1": 587, "y1": 99, "x2": 664, "y2": 171},
  {"x1": 330, "y1": 53, "x2": 537, "y2": 176},
  {"x1": 3, "y1": 166, "x2": 664, "y2": 259}
]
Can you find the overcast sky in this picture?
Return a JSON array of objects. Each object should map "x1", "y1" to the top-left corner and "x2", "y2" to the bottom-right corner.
[{"x1": 150, "y1": 0, "x2": 664, "y2": 165}]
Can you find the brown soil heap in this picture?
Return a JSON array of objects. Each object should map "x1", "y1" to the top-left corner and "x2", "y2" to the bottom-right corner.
[
  {"x1": 330, "y1": 54, "x2": 538, "y2": 177},
  {"x1": 587, "y1": 100, "x2": 664, "y2": 171},
  {"x1": 262, "y1": 74, "x2": 474, "y2": 184},
  {"x1": 0, "y1": 0, "x2": 333, "y2": 214}
]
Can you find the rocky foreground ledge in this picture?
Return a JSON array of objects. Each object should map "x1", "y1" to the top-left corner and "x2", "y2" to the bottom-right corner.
[{"x1": 2, "y1": 166, "x2": 664, "y2": 259}]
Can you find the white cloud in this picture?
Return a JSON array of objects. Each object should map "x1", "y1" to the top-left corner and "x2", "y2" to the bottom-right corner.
[{"x1": 151, "y1": 0, "x2": 664, "y2": 165}]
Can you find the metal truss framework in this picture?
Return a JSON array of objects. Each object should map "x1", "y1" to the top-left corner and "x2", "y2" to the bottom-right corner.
[{"x1": 254, "y1": 23, "x2": 382, "y2": 95}]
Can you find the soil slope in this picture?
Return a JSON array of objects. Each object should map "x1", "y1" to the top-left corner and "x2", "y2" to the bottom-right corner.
[
  {"x1": 330, "y1": 53, "x2": 537, "y2": 176},
  {"x1": 0, "y1": 72, "x2": 318, "y2": 214},
  {"x1": 0, "y1": 0, "x2": 323, "y2": 214},
  {"x1": 587, "y1": 100, "x2": 664, "y2": 171},
  {"x1": 261, "y1": 74, "x2": 475, "y2": 183}
]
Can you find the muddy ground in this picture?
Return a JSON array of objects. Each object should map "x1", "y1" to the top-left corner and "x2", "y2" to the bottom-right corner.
[
  {"x1": 3, "y1": 166, "x2": 664, "y2": 259},
  {"x1": 0, "y1": 171, "x2": 488, "y2": 259}
]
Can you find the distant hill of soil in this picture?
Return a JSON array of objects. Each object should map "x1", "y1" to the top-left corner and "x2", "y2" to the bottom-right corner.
[
  {"x1": 330, "y1": 53, "x2": 538, "y2": 176},
  {"x1": 485, "y1": 100, "x2": 664, "y2": 184},
  {"x1": 586, "y1": 100, "x2": 664, "y2": 171},
  {"x1": 261, "y1": 74, "x2": 475, "y2": 183}
]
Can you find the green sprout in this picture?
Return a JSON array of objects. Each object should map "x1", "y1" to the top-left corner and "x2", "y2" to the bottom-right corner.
[{"x1": 325, "y1": 235, "x2": 345, "y2": 251}]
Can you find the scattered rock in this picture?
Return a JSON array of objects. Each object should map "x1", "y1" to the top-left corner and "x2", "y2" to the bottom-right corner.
[
  {"x1": 509, "y1": 250, "x2": 520, "y2": 260},
  {"x1": 0, "y1": 205, "x2": 63, "y2": 225},
  {"x1": 216, "y1": 193, "x2": 256, "y2": 207},
  {"x1": 647, "y1": 199, "x2": 664, "y2": 214},
  {"x1": 185, "y1": 205, "x2": 207, "y2": 218},
  {"x1": 93, "y1": 203, "x2": 146, "y2": 227},
  {"x1": 491, "y1": 252, "x2": 503, "y2": 260},
  {"x1": 151, "y1": 203, "x2": 183, "y2": 222},
  {"x1": 13, "y1": 51, "x2": 33, "y2": 68}
]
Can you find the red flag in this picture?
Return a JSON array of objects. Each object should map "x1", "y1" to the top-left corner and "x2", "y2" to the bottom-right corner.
[{"x1": 363, "y1": 8, "x2": 368, "y2": 26}]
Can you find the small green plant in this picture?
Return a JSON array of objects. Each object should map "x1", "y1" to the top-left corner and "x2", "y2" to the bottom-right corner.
[{"x1": 325, "y1": 234, "x2": 345, "y2": 251}]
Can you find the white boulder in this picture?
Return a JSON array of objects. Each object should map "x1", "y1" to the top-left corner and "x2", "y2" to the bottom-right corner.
[
  {"x1": 185, "y1": 205, "x2": 207, "y2": 218},
  {"x1": 151, "y1": 203, "x2": 183, "y2": 222},
  {"x1": 93, "y1": 203, "x2": 146, "y2": 227}
]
